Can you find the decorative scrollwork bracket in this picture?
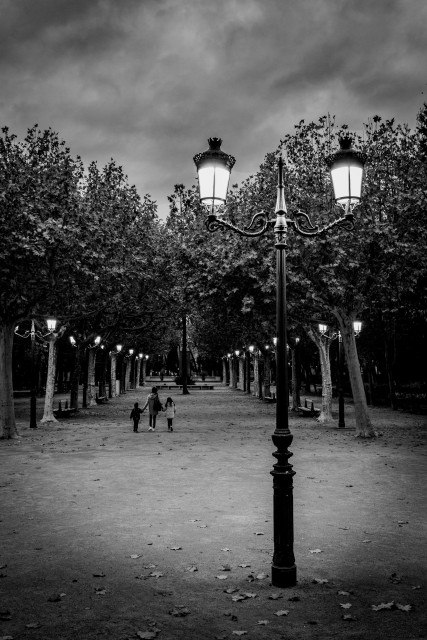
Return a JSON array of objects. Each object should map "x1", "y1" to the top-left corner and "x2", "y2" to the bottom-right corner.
[{"x1": 206, "y1": 210, "x2": 272, "y2": 237}]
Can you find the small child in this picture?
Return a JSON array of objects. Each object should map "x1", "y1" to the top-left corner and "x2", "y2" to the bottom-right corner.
[
  {"x1": 164, "y1": 397, "x2": 176, "y2": 431},
  {"x1": 130, "y1": 402, "x2": 143, "y2": 433}
]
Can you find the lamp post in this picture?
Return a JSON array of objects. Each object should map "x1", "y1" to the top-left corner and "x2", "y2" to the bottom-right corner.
[
  {"x1": 194, "y1": 135, "x2": 365, "y2": 587},
  {"x1": 15, "y1": 318, "x2": 58, "y2": 429}
]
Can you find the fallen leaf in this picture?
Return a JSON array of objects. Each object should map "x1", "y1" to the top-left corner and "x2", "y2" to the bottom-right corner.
[
  {"x1": 397, "y1": 521, "x2": 409, "y2": 525},
  {"x1": 0, "y1": 635, "x2": 14, "y2": 639},
  {"x1": 197, "y1": 525, "x2": 207, "y2": 528},
  {"x1": 258, "y1": 620, "x2": 269, "y2": 625},
  {"x1": 231, "y1": 594, "x2": 247, "y2": 602},
  {"x1": 238, "y1": 563, "x2": 251, "y2": 568},
  {"x1": 396, "y1": 603, "x2": 412, "y2": 612},
  {"x1": 411, "y1": 585, "x2": 421, "y2": 590},
  {"x1": 288, "y1": 595, "x2": 300, "y2": 602},
  {"x1": 362, "y1": 539, "x2": 372, "y2": 543},
  {"x1": 189, "y1": 519, "x2": 200, "y2": 522},
  {"x1": 340, "y1": 603, "x2": 352, "y2": 609},
  {"x1": 268, "y1": 593, "x2": 283, "y2": 600},
  {"x1": 149, "y1": 572, "x2": 163, "y2": 578},
  {"x1": 169, "y1": 606, "x2": 190, "y2": 617},
  {"x1": 25, "y1": 622, "x2": 41, "y2": 629},
  {"x1": 242, "y1": 592, "x2": 257, "y2": 599},
  {"x1": 221, "y1": 548, "x2": 231, "y2": 552},
  {"x1": 224, "y1": 587, "x2": 238, "y2": 594},
  {"x1": 337, "y1": 590, "x2": 351, "y2": 596},
  {"x1": 256, "y1": 573, "x2": 268, "y2": 580},
  {"x1": 309, "y1": 549, "x2": 323, "y2": 554},
  {"x1": 254, "y1": 532, "x2": 264, "y2": 536},
  {"x1": 312, "y1": 578, "x2": 328, "y2": 584},
  {"x1": 136, "y1": 631, "x2": 159, "y2": 639},
  {"x1": 216, "y1": 575, "x2": 228, "y2": 580},
  {"x1": 371, "y1": 601, "x2": 395, "y2": 611},
  {"x1": 170, "y1": 546, "x2": 182, "y2": 551},
  {"x1": 232, "y1": 632, "x2": 247, "y2": 636},
  {"x1": 221, "y1": 564, "x2": 232, "y2": 571},
  {"x1": 274, "y1": 610, "x2": 289, "y2": 616},
  {"x1": 93, "y1": 572, "x2": 106, "y2": 577},
  {"x1": 144, "y1": 564, "x2": 157, "y2": 569},
  {"x1": 186, "y1": 566, "x2": 198, "y2": 572},
  {"x1": 130, "y1": 554, "x2": 142, "y2": 559},
  {"x1": 94, "y1": 587, "x2": 106, "y2": 595},
  {"x1": 0, "y1": 611, "x2": 12, "y2": 621},
  {"x1": 342, "y1": 614, "x2": 357, "y2": 621}
]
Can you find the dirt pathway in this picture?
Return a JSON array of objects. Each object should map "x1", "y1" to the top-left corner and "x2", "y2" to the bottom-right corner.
[{"x1": 1, "y1": 388, "x2": 426, "y2": 639}]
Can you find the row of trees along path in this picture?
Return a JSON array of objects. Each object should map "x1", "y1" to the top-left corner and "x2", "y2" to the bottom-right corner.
[{"x1": 2, "y1": 106, "x2": 427, "y2": 438}]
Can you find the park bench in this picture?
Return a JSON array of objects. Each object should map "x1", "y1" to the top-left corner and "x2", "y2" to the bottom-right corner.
[
  {"x1": 53, "y1": 400, "x2": 77, "y2": 418},
  {"x1": 297, "y1": 399, "x2": 320, "y2": 418},
  {"x1": 95, "y1": 394, "x2": 109, "y2": 404}
]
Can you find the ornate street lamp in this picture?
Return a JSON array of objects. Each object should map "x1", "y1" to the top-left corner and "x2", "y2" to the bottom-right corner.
[{"x1": 194, "y1": 135, "x2": 365, "y2": 587}]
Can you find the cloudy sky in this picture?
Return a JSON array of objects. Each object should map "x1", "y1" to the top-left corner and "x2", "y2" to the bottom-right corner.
[{"x1": 1, "y1": 0, "x2": 425, "y2": 219}]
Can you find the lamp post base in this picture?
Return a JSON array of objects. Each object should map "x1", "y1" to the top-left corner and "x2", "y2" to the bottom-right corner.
[{"x1": 271, "y1": 563, "x2": 297, "y2": 588}]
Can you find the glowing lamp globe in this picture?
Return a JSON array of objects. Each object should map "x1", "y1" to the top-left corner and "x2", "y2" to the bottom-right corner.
[
  {"x1": 326, "y1": 136, "x2": 366, "y2": 206},
  {"x1": 47, "y1": 318, "x2": 57, "y2": 332},
  {"x1": 193, "y1": 138, "x2": 236, "y2": 208}
]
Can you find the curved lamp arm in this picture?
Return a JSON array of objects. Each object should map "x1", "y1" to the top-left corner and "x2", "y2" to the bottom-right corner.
[
  {"x1": 206, "y1": 211, "x2": 272, "y2": 237},
  {"x1": 289, "y1": 201, "x2": 354, "y2": 237}
]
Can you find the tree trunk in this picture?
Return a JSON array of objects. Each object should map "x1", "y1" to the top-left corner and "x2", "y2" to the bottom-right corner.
[
  {"x1": 40, "y1": 336, "x2": 58, "y2": 424},
  {"x1": 230, "y1": 357, "x2": 237, "y2": 389},
  {"x1": 137, "y1": 357, "x2": 142, "y2": 386},
  {"x1": 0, "y1": 322, "x2": 18, "y2": 439},
  {"x1": 87, "y1": 348, "x2": 97, "y2": 406},
  {"x1": 222, "y1": 358, "x2": 228, "y2": 385},
  {"x1": 336, "y1": 311, "x2": 376, "y2": 437},
  {"x1": 238, "y1": 357, "x2": 244, "y2": 391},
  {"x1": 263, "y1": 351, "x2": 271, "y2": 398},
  {"x1": 307, "y1": 328, "x2": 334, "y2": 423},
  {"x1": 110, "y1": 353, "x2": 117, "y2": 397},
  {"x1": 253, "y1": 353, "x2": 259, "y2": 397},
  {"x1": 290, "y1": 347, "x2": 301, "y2": 410},
  {"x1": 70, "y1": 346, "x2": 81, "y2": 410}
]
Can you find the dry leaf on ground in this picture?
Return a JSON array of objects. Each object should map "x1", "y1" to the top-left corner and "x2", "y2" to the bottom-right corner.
[
  {"x1": 169, "y1": 606, "x2": 190, "y2": 617},
  {"x1": 309, "y1": 549, "x2": 323, "y2": 554},
  {"x1": 340, "y1": 603, "x2": 352, "y2": 609},
  {"x1": 313, "y1": 578, "x2": 328, "y2": 584},
  {"x1": 371, "y1": 601, "x2": 395, "y2": 611},
  {"x1": 274, "y1": 610, "x2": 289, "y2": 616}
]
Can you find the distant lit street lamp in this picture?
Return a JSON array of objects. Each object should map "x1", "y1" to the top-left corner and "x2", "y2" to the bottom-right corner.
[
  {"x1": 194, "y1": 135, "x2": 365, "y2": 587},
  {"x1": 14, "y1": 318, "x2": 57, "y2": 428},
  {"x1": 319, "y1": 321, "x2": 363, "y2": 429}
]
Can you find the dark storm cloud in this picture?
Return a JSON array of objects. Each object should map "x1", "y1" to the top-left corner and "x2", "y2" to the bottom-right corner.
[{"x1": 0, "y1": 0, "x2": 425, "y2": 217}]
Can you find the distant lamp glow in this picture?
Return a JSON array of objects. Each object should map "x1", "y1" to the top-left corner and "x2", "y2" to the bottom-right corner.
[
  {"x1": 193, "y1": 138, "x2": 236, "y2": 208},
  {"x1": 47, "y1": 318, "x2": 57, "y2": 332},
  {"x1": 273, "y1": 337, "x2": 277, "y2": 346},
  {"x1": 145, "y1": 355, "x2": 149, "y2": 360},
  {"x1": 235, "y1": 350, "x2": 240, "y2": 357},
  {"x1": 139, "y1": 353, "x2": 143, "y2": 359},
  {"x1": 319, "y1": 323, "x2": 328, "y2": 335},
  {"x1": 249, "y1": 345, "x2": 255, "y2": 353},
  {"x1": 129, "y1": 348, "x2": 134, "y2": 355},
  {"x1": 295, "y1": 337, "x2": 300, "y2": 344},
  {"x1": 116, "y1": 344, "x2": 122, "y2": 352},
  {"x1": 353, "y1": 320, "x2": 362, "y2": 336},
  {"x1": 227, "y1": 353, "x2": 232, "y2": 358},
  {"x1": 69, "y1": 336, "x2": 76, "y2": 346},
  {"x1": 94, "y1": 336, "x2": 101, "y2": 345},
  {"x1": 326, "y1": 135, "x2": 366, "y2": 206}
]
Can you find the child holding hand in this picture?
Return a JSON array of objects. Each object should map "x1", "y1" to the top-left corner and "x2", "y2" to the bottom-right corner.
[{"x1": 164, "y1": 397, "x2": 176, "y2": 431}]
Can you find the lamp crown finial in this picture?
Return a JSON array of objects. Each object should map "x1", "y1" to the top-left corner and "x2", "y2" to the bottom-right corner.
[
  {"x1": 208, "y1": 137, "x2": 222, "y2": 150},
  {"x1": 339, "y1": 134, "x2": 353, "y2": 150}
]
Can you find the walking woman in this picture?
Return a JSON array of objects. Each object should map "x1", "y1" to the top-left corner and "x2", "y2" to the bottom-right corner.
[{"x1": 142, "y1": 386, "x2": 163, "y2": 431}]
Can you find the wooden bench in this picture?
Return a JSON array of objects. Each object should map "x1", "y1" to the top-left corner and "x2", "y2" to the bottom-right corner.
[
  {"x1": 297, "y1": 399, "x2": 320, "y2": 418},
  {"x1": 53, "y1": 401, "x2": 77, "y2": 418}
]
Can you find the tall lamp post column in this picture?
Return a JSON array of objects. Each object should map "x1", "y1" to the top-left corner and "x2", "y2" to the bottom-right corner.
[
  {"x1": 193, "y1": 135, "x2": 365, "y2": 587},
  {"x1": 338, "y1": 332, "x2": 345, "y2": 429}
]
